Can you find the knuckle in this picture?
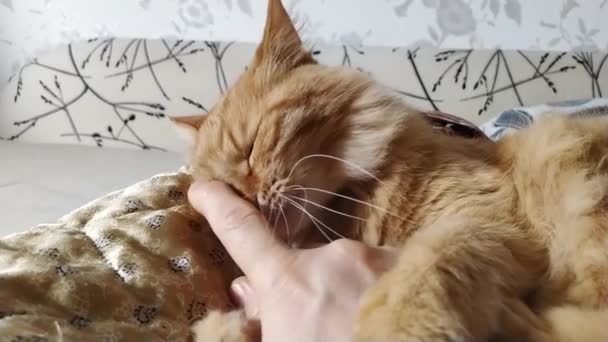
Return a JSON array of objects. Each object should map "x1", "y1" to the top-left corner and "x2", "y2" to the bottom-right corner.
[
  {"x1": 328, "y1": 239, "x2": 370, "y2": 262},
  {"x1": 329, "y1": 238, "x2": 361, "y2": 253},
  {"x1": 327, "y1": 239, "x2": 392, "y2": 277},
  {"x1": 324, "y1": 240, "x2": 382, "y2": 284}
]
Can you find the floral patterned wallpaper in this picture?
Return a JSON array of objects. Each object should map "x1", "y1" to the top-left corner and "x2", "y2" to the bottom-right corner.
[{"x1": 1, "y1": 0, "x2": 608, "y2": 84}]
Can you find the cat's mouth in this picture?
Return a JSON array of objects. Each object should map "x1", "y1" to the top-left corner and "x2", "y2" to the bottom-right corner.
[
  {"x1": 258, "y1": 196, "x2": 312, "y2": 246},
  {"x1": 253, "y1": 180, "x2": 349, "y2": 247}
]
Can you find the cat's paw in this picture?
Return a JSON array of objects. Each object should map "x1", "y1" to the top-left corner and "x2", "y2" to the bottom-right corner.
[
  {"x1": 191, "y1": 310, "x2": 260, "y2": 342},
  {"x1": 353, "y1": 268, "x2": 470, "y2": 342}
]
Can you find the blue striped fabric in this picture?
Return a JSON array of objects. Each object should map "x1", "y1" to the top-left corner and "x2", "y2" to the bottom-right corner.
[{"x1": 480, "y1": 98, "x2": 608, "y2": 141}]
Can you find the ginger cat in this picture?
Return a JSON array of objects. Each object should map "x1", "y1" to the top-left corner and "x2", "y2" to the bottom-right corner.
[{"x1": 174, "y1": 0, "x2": 608, "y2": 341}]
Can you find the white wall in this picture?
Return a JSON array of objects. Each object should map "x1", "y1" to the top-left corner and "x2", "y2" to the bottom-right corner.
[{"x1": 1, "y1": 0, "x2": 608, "y2": 83}]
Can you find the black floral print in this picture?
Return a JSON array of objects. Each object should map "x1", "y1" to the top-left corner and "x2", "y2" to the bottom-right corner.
[
  {"x1": 133, "y1": 305, "x2": 159, "y2": 325},
  {"x1": 117, "y1": 262, "x2": 138, "y2": 280},
  {"x1": 125, "y1": 199, "x2": 145, "y2": 213},
  {"x1": 145, "y1": 215, "x2": 165, "y2": 230},
  {"x1": 55, "y1": 265, "x2": 75, "y2": 277},
  {"x1": 168, "y1": 256, "x2": 191, "y2": 272},
  {"x1": 10, "y1": 336, "x2": 48, "y2": 342},
  {"x1": 38, "y1": 248, "x2": 59, "y2": 259},
  {"x1": 167, "y1": 189, "x2": 184, "y2": 202},
  {"x1": 186, "y1": 300, "x2": 208, "y2": 321},
  {"x1": 70, "y1": 315, "x2": 92, "y2": 329},
  {"x1": 94, "y1": 234, "x2": 116, "y2": 250}
]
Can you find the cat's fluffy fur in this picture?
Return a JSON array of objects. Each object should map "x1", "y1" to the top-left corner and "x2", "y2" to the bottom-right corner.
[{"x1": 178, "y1": 0, "x2": 608, "y2": 341}]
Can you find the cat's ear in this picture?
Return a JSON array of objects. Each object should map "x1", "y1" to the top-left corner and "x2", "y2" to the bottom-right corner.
[
  {"x1": 253, "y1": 0, "x2": 315, "y2": 70},
  {"x1": 168, "y1": 114, "x2": 206, "y2": 146}
]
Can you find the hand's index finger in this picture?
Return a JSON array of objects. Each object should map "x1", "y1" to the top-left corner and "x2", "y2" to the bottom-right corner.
[{"x1": 188, "y1": 180, "x2": 291, "y2": 284}]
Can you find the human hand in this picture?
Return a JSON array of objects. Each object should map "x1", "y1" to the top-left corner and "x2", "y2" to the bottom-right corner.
[{"x1": 188, "y1": 180, "x2": 399, "y2": 342}]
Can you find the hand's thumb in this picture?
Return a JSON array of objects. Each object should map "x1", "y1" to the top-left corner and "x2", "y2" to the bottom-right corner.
[
  {"x1": 231, "y1": 276, "x2": 259, "y2": 319},
  {"x1": 188, "y1": 180, "x2": 290, "y2": 283}
]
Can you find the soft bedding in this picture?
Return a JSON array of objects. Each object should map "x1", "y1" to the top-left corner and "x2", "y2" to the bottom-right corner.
[
  {"x1": 480, "y1": 98, "x2": 608, "y2": 140},
  {"x1": 1, "y1": 102, "x2": 607, "y2": 341},
  {"x1": 0, "y1": 167, "x2": 240, "y2": 341}
]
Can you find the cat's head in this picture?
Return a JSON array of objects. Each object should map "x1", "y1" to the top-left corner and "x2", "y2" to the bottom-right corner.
[{"x1": 172, "y1": 0, "x2": 410, "y2": 243}]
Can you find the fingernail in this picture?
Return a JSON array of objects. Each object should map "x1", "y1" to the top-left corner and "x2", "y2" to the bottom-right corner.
[
  {"x1": 234, "y1": 280, "x2": 253, "y2": 296},
  {"x1": 230, "y1": 282, "x2": 247, "y2": 306},
  {"x1": 231, "y1": 281, "x2": 259, "y2": 318}
]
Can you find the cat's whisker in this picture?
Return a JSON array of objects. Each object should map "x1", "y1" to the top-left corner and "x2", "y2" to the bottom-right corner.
[
  {"x1": 270, "y1": 203, "x2": 280, "y2": 238},
  {"x1": 288, "y1": 194, "x2": 367, "y2": 222},
  {"x1": 281, "y1": 196, "x2": 333, "y2": 243},
  {"x1": 290, "y1": 186, "x2": 411, "y2": 223},
  {"x1": 282, "y1": 195, "x2": 348, "y2": 240},
  {"x1": 290, "y1": 188, "x2": 307, "y2": 237},
  {"x1": 284, "y1": 155, "x2": 415, "y2": 217},
  {"x1": 290, "y1": 202, "x2": 333, "y2": 242},
  {"x1": 278, "y1": 204, "x2": 291, "y2": 246},
  {"x1": 287, "y1": 153, "x2": 383, "y2": 183},
  {"x1": 283, "y1": 184, "x2": 302, "y2": 191}
]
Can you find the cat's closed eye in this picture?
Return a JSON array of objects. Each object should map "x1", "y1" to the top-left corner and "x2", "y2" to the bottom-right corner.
[{"x1": 246, "y1": 143, "x2": 255, "y2": 170}]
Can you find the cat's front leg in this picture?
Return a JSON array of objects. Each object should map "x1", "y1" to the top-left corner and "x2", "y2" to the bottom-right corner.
[
  {"x1": 355, "y1": 245, "x2": 476, "y2": 341},
  {"x1": 354, "y1": 217, "x2": 533, "y2": 342}
]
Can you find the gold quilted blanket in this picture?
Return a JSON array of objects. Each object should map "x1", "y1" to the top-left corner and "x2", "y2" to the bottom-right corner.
[{"x1": 0, "y1": 168, "x2": 240, "y2": 341}]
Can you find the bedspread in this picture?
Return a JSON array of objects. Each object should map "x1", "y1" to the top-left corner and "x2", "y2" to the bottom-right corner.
[{"x1": 0, "y1": 167, "x2": 240, "y2": 341}]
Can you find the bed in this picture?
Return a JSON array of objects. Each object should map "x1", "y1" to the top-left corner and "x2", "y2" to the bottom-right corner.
[
  {"x1": 1, "y1": 1, "x2": 608, "y2": 341},
  {"x1": 0, "y1": 142, "x2": 183, "y2": 235}
]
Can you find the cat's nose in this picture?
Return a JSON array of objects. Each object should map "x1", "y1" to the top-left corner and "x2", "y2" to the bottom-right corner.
[
  {"x1": 257, "y1": 193, "x2": 273, "y2": 221},
  {"x1": 256, "y1": 193, "x2": 267, "y2": 207},
  {"x1": 268, "y1": 191, "x2": 283, "y2": 209}
]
